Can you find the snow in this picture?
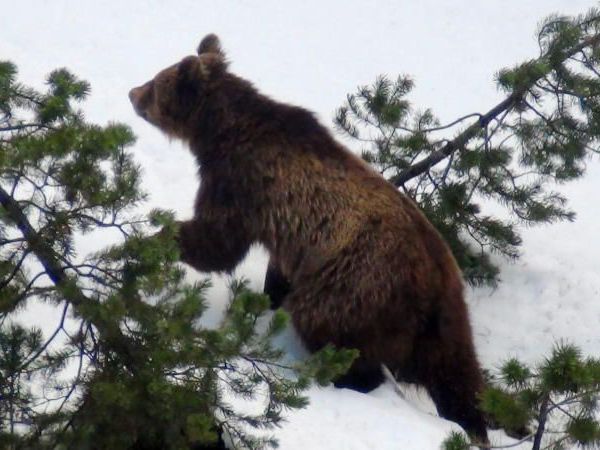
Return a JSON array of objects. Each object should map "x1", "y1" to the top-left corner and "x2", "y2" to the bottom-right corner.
[
  {"x1": 3, "y1": 1, "x2": 600, "y2": 448},
  {"x1": 272, "y1": 385, "x2": 455, "y2": 450}
]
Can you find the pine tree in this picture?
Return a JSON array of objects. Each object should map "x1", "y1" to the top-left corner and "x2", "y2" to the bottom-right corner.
[
  {"x1": 442, "y1": 342, "x2": 600, "y2": 450},
  {"x1": 0, "y1": 62, "x2": 356, "y2": 449},
  {"x1": 336, "y1": 9, "x2": 600, "y2": 286}
]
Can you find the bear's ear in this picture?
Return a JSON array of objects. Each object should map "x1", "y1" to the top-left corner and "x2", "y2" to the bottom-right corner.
[
  {"x1": 178, "y1": 55, "x2": 204, "y2": 83},
  {"x1": 197, "y1": 34, "x2": 224, "y2": 56},
  {"x1": 178, "y1": 54, "x2": 226, "y2": 86}
]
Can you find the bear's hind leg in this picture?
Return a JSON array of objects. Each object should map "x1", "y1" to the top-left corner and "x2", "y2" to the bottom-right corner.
[
  {"x1": 263, "y1": 259, "x2": 291, "y2": 310},
  {"x1": 418, "y1": 344, "x2": 489, "y2": 445},
  {"x1": 333, "y1": 358, "x2": 385, "y2": 393}
]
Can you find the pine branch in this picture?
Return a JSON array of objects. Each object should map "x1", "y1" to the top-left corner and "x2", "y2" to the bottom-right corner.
[
  {"x1": 0, "y1": 123, "x2": 53, "y2": 132},
  {"x1": 532, "y1": 395, "x2": 550, "y2": 450},
  {"x1": 0, "y1": 185, "x2": 65, "y2": 286},
  {"x1": 0, "y1": 184, "x2": 138, "y2": 367},
  {"x1": 17, "y1": 303, "x2": 69, "y2": 371},
  {"x1": 392, "y1": 33, "x2": 600, "y2": 187}
]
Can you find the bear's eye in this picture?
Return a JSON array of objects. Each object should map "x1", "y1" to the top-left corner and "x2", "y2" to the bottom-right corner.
[
  {"x1": 145, "y1": 83, "x2": 156, "y2": 104},
  {"x1": 149, "y1": 81, "x2": 158, "y2": 100}
]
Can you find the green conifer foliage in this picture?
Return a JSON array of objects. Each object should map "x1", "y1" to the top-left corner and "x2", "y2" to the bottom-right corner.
[
  {"x1": 336, "y1": 9, "x2": 600, "y2": 286},
  {"x1": 444, "y1": 343, "x2": 600, "y2": 450}
]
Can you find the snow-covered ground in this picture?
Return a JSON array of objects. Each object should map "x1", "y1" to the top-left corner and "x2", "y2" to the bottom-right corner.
[{"x1": 3, "y1": 1, "x2": 599, "y2": 448}]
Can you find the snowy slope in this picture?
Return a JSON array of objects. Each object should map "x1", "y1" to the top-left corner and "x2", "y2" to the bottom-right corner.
[{"x1": 2, "y1": 1, "x2": 600, "y2": 448}]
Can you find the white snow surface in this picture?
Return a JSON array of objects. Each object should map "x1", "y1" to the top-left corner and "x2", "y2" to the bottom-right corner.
[{"x1": 2, "y1": 1, "x2": 600, "y2": 448}]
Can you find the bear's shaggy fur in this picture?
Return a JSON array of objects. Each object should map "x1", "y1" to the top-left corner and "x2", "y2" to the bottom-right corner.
[{"x1": 129, "y1": 35, "x2": 488, "y2": 442}]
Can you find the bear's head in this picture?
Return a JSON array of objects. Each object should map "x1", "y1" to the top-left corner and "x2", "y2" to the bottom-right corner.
[{"x1": 129, "y1": 34, "x2": 227, "y2": 140}]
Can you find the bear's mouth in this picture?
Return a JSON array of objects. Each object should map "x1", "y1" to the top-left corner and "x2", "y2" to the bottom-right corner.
[
  {"x1": 131, "y1": 103, "x2": 149, "y2": 122},
  {"x1": 136, "y1": 109, "x2": 148, "y2": 121},
  {"x1": 130, "y1": 99, "x2": 153, "y2": 124}
]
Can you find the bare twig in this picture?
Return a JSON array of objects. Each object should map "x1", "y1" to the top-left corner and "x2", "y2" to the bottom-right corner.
[
  {"x1": 421, "y1": 112, "x2": 483, "y2": 134},
  {"x1": 18, "y1": 303, "x2": 70, "y2": 371}
]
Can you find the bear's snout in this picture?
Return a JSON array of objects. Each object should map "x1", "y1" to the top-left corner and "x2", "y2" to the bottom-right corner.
[
  {"x1": 129, "y1": 84, "x2": 151, "y2": 120},
  {"x1": 128, "y1": 86, "x2": 143, "y2": 108}
]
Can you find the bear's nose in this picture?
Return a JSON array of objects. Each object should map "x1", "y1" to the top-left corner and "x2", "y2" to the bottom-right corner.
[{"x1": 128, "y1": 87, "x2": 140, "y2": 105}]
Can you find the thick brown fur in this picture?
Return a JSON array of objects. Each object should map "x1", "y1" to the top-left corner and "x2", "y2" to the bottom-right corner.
[{"x1": 129, "y1": 35, "x2": 489, "y2": 443}]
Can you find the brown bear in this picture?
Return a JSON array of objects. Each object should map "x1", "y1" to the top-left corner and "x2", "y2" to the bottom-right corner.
[{"x1": 129, "y1": 34, "x2": 489, "y2": 444}]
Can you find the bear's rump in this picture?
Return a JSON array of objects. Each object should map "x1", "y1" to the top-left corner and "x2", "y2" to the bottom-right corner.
[{"x1": 284, "y1": 244, "x2": 433, "y2": 363}]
